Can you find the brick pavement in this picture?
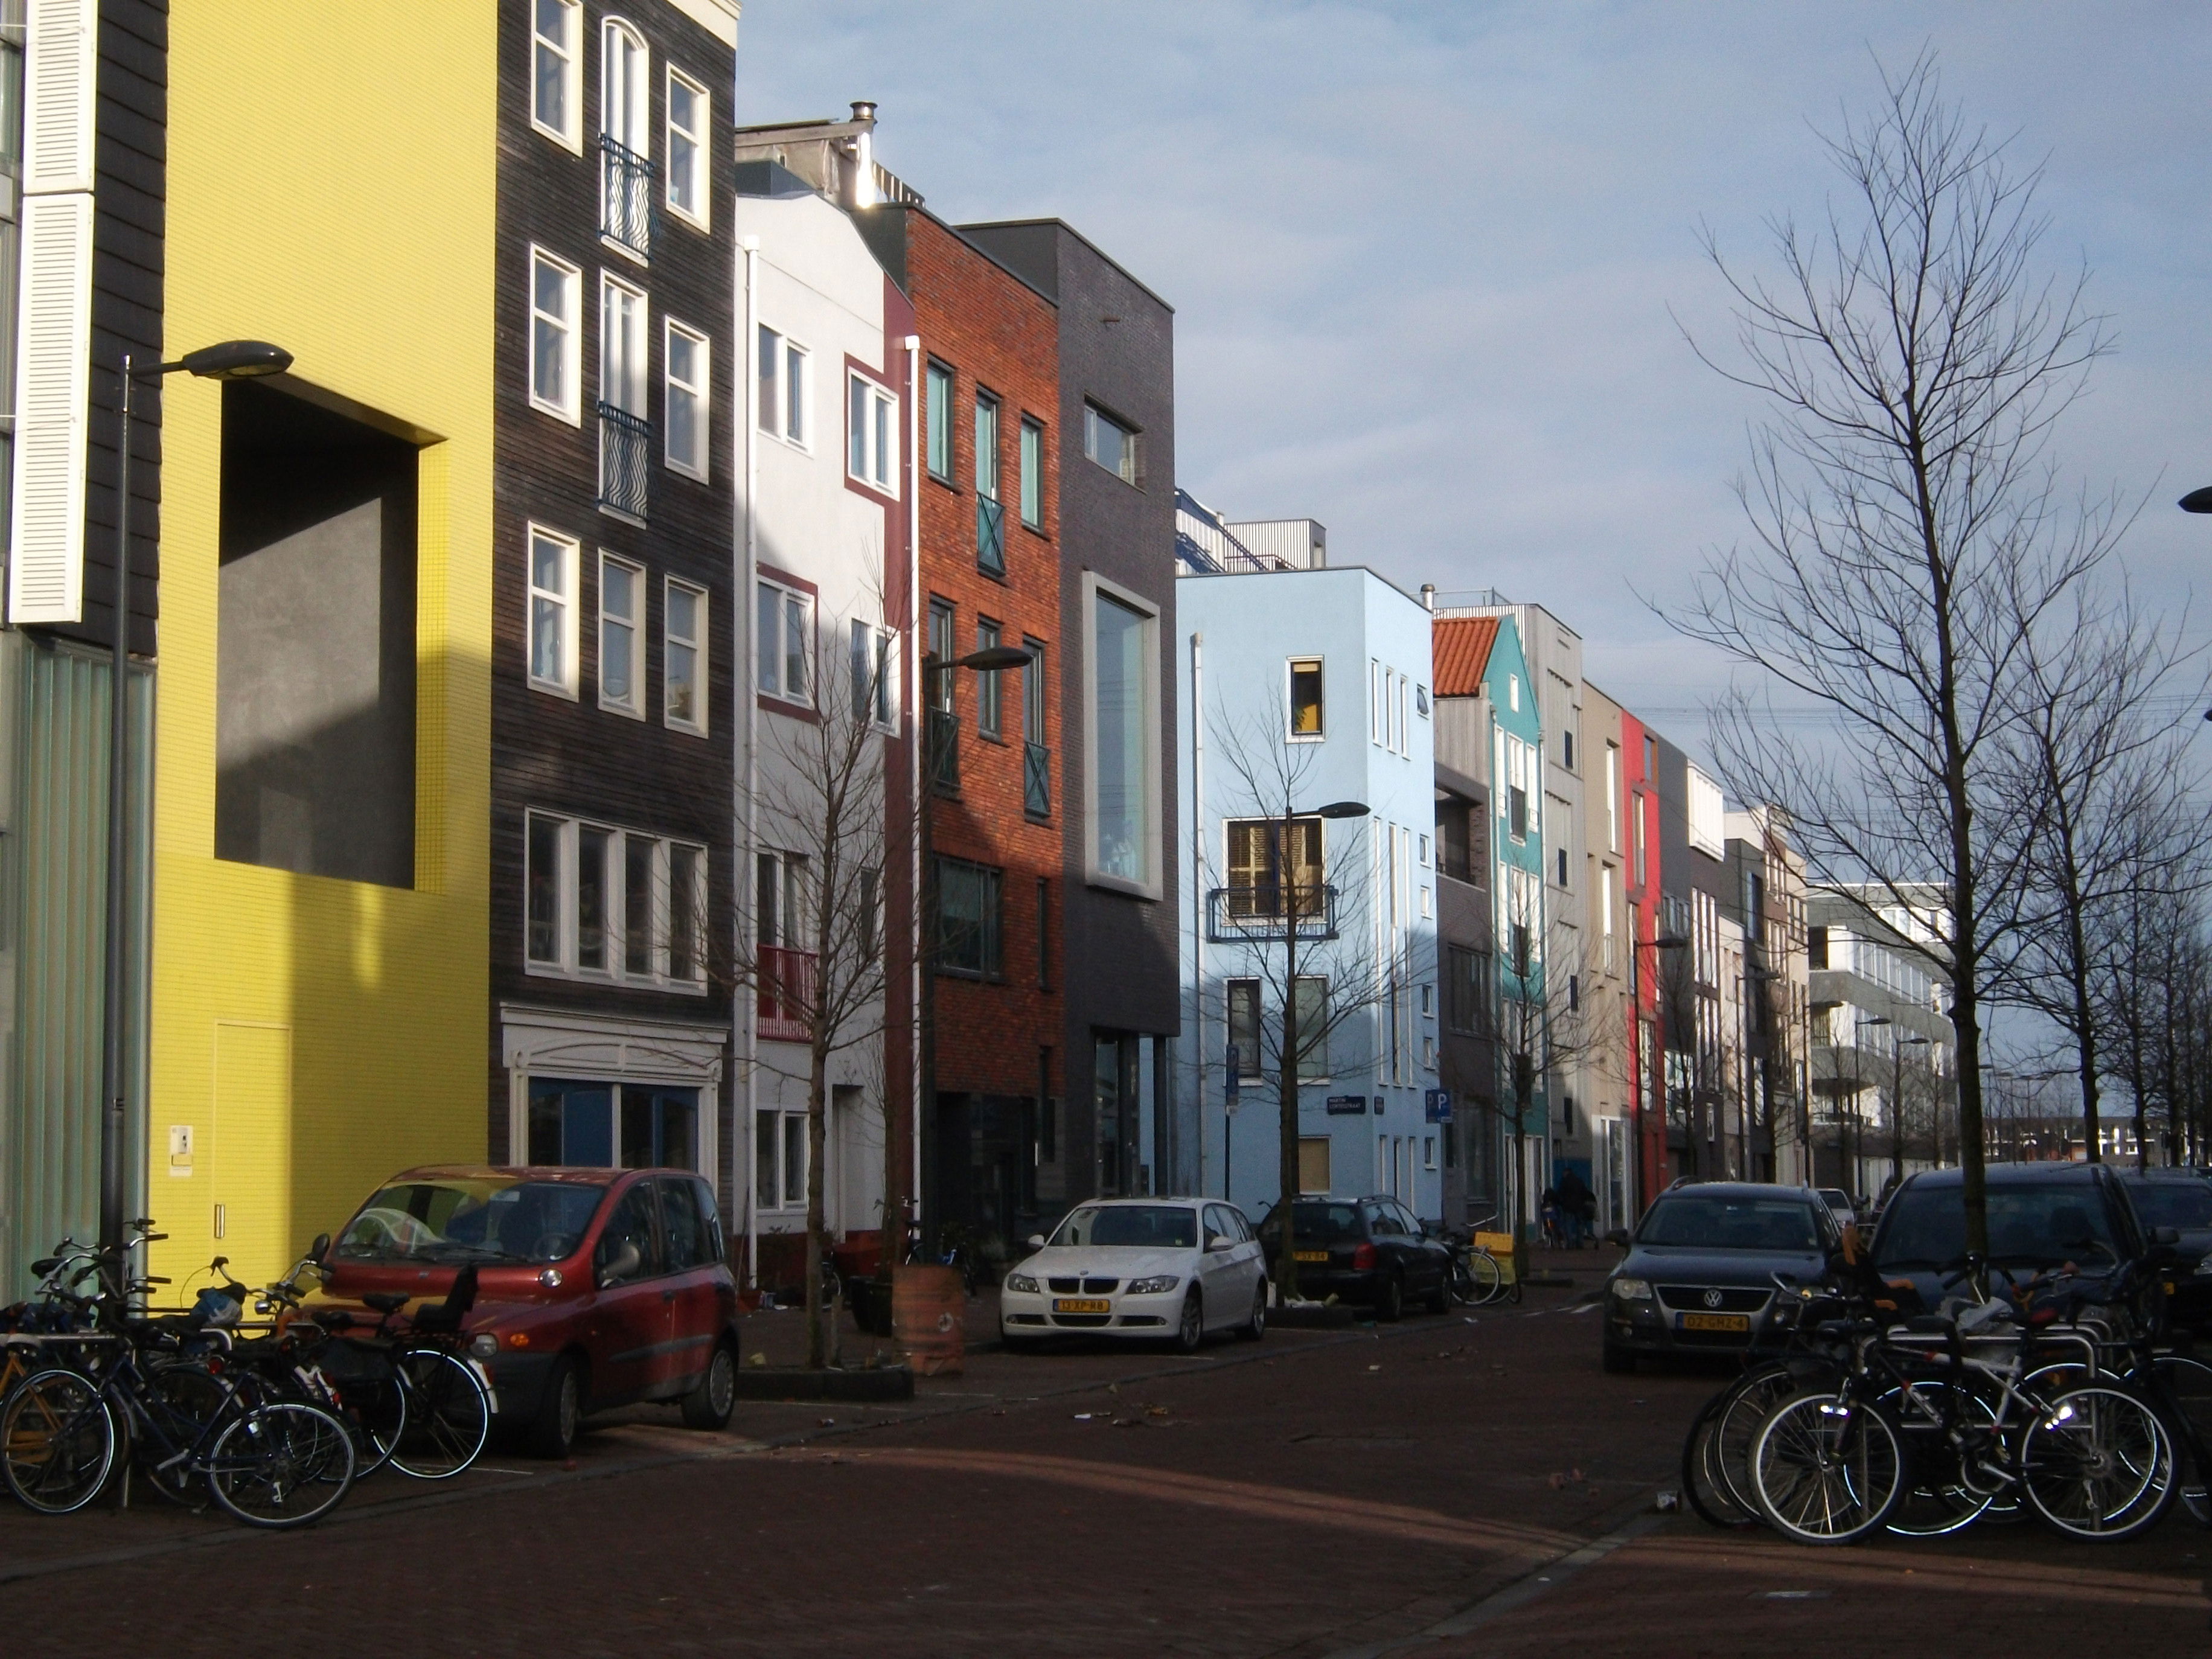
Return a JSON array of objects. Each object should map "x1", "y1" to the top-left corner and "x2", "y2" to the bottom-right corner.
[{"x1": 1, "y1": 1274, "x2": 2204, "y2": 1657}]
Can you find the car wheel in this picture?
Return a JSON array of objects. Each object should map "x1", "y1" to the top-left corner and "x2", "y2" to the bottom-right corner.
[
  {"x1": 1602, "y1": 1338, "x2": 1637, "y2": 1375},
  {"x1": 1424, "y1": 1269, "x2": 1451, "y2": 1315},
  {"x1": 1236, "y1": 1282, "x2": 1267, "y2": 1341},
  {"x1": 680, "y1": 1343, "x2": 736, "y2": 1431},
  {"x1": 1375, "y1": 1273, "x2": 1404, "y2": 1323},
  {"x1": 529, "y1": 1353, "x2": 586, "y2": 1459},
  {"x1": 1174, "y1": 1291, "x2": 1205, "y2": 1354}
]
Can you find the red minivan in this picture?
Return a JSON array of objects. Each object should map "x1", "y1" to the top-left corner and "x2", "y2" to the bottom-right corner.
[{"x1": 307, "y1": 1165, "x2": 741, "y2": 1457}]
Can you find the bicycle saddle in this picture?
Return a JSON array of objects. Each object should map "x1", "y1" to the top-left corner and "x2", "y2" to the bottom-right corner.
[{"x1": 362, "y1": 1291, "x2": 411, "y2": 1314}]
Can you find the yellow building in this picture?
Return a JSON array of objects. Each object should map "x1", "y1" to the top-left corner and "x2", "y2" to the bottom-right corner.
[{"x1": 147, "y1": 1, "x2": 499, "y2": 1288}]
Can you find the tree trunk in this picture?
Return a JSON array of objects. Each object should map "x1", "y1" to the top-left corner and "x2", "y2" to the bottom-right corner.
[
  {"x1": 1274, "y1": 913, "x2": 1303, "y2": 1302},
  {"x1": 805, "y1": 1041, "x2": 830, "y2": 1369}
]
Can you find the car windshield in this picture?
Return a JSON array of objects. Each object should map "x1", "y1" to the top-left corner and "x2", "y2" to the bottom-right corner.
[
  {"x1": 335, "y1": 1178, "x2": 607, "y2": 1264},
  {"x1": 1818, "y1": 1189, "x2": 1852, "y2": 1209},
  {"x1": 1638, "y1": 1195, "x2": 1823, "y2": 1251},
  {"x1": 1257, "y1": 1202, "x2": 1364, "y2": 1244},
  {"x1": 1874, "y1": 1183, "x2": 2120, "y2": 1271},
  {"x1": 1050, "y1": 1205, "x2": 1198, "y2": 1249},
  {"x1": 2124, "y1": 1180, "x2": 2212, "y2": 1230}
]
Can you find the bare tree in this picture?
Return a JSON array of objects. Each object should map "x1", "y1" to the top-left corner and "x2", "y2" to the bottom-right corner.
[
  {"x1": 1204, "y1": 695, "x2": 1402, "y2": 1302},
  {"x1": 1672, "y1": 52, "x2": 2120, "y2": 1262},
  {"x1": 734, "y1": 616, "x2": 893, "y2": 1368}
]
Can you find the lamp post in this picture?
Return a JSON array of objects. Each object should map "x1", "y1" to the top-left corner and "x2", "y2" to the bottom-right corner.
[
  {"x1": 914, "y1": 644, "x2": 1038, "y2": 1259},
  {"x1": 1851, "y1": 1015, "x2": 1891, "y2": 1206},
  {"x1": 100, "y1": 340, "x2": 293, "y2": 1259},
  {"x1": 1888, "y1": 1033, "x2": 1929, "y2": 1194}
]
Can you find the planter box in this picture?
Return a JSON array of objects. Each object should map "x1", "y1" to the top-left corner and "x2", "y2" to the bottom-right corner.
[{"x1": 730, "y1": 1365, "x2": 915, "y2": 1402}]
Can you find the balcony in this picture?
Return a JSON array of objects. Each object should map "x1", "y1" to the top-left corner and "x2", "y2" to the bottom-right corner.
[
  {"x1": 1206, "y1": 884, "x2": 1340, "y2": 944},
  {"x1": 977, "y1": 495, "x2": 1006, "y2": 577},
  {"x1": 927, "y1": 706, "x2": 959, "y2": 795},
  {"x1": 1023, "y1": 740, "x2": 1050, "y2": 819},
  {"x1": 600, "y1": 133, "x2": 656, "y2": 257},
  {"x1": 757, "y1": 944, "x2": 816, "y2": 1044},
  {"x1": 598, "y1": 401, "x2": 651, "y2": 522}
]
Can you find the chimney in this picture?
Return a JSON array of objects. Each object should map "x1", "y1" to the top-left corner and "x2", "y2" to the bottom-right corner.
[
  {"x1": 1420, "y1": 583, "x2": 1436, "y2": 612},
  {"x1": 849, "y1": 101, "x2": 878, "y2": 208}
]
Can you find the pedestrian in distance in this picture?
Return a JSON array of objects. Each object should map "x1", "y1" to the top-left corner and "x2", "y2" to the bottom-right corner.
[
  {"x1": 1555, "y1": 1165, "x2": 1594, "y2": 1249},
  {"x1": 1539, "y1": 1186, "x2": 1564, "y2": 1249}
]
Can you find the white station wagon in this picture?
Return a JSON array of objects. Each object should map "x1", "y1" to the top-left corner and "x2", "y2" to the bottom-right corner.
[{"x1": 999, "y1": 1198, "x2": 1270, "y2": 1353}]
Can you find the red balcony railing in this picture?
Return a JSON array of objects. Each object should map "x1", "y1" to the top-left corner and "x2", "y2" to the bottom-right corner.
[{"x1": 758, "y1": 944, "x2": 816, "y2": 1043}]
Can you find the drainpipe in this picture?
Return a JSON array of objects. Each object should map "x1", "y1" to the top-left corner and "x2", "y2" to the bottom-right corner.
[
  {"x1": 741, "y1": 233, "x2": 761, "y2": 1291},
  {"x1": 1189, "y1": 630, "x2": 1207, "y2": 1198},
  {"x1": 906, "y1": 333, "x2": 924, "y2": 1244}
]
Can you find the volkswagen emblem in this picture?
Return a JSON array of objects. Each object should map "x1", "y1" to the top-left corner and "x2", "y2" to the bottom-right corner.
[{"x1": 1702, "y1": 1288, "x2": 1724, "y2": 1309}]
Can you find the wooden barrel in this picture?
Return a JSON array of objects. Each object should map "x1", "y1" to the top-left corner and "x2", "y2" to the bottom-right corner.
[{"x1": 891, "y1": 1264, "x2": 965, "y2": 1375}]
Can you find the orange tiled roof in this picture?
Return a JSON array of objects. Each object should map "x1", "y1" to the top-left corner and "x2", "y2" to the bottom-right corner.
[{"x1": 1432, "y1": 616, "x2": 1499, "y2": 698}]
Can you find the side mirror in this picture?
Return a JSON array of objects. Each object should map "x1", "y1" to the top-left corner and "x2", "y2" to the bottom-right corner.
[
  {"x1": 599, "y1": 1239, "x2": 642, "y2": 1286},
  {"x1": 1027, "y1": 1233, "x2": 1047, "y2": 1250},
  {"x1": 1605, "y1": 1228, "x2": 1631, "y2": 1249},
  {"x1": 1207, "y1": 1234, "x2": 1234, "y2": 1252},
  {"x1": 308, "y1": 1232, "x2": 331, "y2": 1265}
]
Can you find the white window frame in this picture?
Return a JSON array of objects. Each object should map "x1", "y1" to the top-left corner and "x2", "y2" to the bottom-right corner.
[
  {"x1": 1081, "y1": 570, "x2": 1162, "y2": 899},
  {"x1": 1287, "y1": 656, "x2": 1324, "y2": 743},
  {"x1": 663, "y1": 318, "x2": 709, "y2": 481},
  {"x1": 525, "y1": 809, "x2": 708, "y2": 992},
  {"x1": 530, "y1": 0, "x2": 583, "y2": 151},
  {"x1": 528, "y1": 246, "x2": 582, "y2": 424},
  {"x1": 757, "y1": 575, "x2": 815, "y2": 708},
  {"x1": 756, "y1": 1108, "x2": 810, "y2": 1213},
  {"x1": 758, "y1": 325, "x2": 809, "y2": 448},
  {"x1": 850, "y1": 617, "x2": 897, "y2": 732},
  {"x1": 846, "y1": 371, "x2": 898, "y2": 492},
  {"x1": 596, "y1": 551, "x2": 644, "y2": 718},
  {"x1": 664, "y1": 65, "x2": 709, "y2": 229},
  {"x1": 526, "y1": 525, "x2": 580, "y2": 698},
  {"x1": 1369, "y1": 659, "x2": 1381, "y2": 745},
  {"x1": 664, "y1": 577, "x2": 708, "y2": 737},
  {"x1": 600, "y1": 271, "x2": 648, "y2": 417},
  {"x1": 600, "y1": 17, "x2": 648, "y2": 152}
]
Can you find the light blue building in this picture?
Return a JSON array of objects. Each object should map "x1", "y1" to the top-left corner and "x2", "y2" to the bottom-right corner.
[{"x1": 1174, "y1": 505, "x2": 1442, "y2": 1221}]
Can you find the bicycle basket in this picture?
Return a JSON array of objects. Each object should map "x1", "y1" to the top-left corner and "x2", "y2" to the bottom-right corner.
[{"x1": 315, "y1": 1337, "x2": 397, "y2": 1385}]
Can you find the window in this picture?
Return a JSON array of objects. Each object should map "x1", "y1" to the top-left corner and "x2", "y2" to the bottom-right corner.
[
  {"x1": 1019, "y1": 417, "x2": 1044, "y2": 529},
  {"x1": 665, "y1": 67, "x2": 708, "y2": 226},
  {"x1": 1601, "y1": 866, "x2": 1617, "y2": 974},
  {"x1": 1568, "y1": 973, "x2": 1581, "y2": 1012},
  {"x1": 974, "y1": 392, "x2": 1000, "y2": 501},
  {"x1": 925, "y1": 598, "x2": 956, "y2": 712},
  {"x1": 527, "y1": 526, "x2": 578, "y2": 696},
  {"x1": 525, "y1": 812, "x2": 705, "y2": 988},
  {"x1": 1023, "y1": 637, "x2": 1050, "y2": 818},
  {"x1": 664, "y1": 579, "x2": 705, "y2": 734},
  {"x1": 531, "y1": 0, "x2": 581, "y2": 147},
  {"x1": 1504, "y1": 734, "x2": 1534, "y2": 842},
  {"x1": 664, "y1": 321, "x2": 708, "y2": 479},
  {"x1": 529, "y1": 248, "x2": 581, "y2": 421},
  {"x1": 1226, "y1": 979, "x2": 1261, "y2": 1076},
  {"x1": 756, "y1": 577, "x2": 812, "y2": 705},
  {"x1": 1084, "y1": 402, "x2": 1139, "y2": 484},
  {"x1": 1564, "y1": 727, "x2": 1576, "y2": 770},
  {"x1": 1035, "y1": 877, "x2": 1050, "y2": 988},
  {"x1": 1298, "y1": 1136, "x2": 1332, "y2": 1195},
  {"x1": 925, "y1": 360, "x2": 953, "y2": 481},
  {"x1": 1289, "y1": 657, "x2": 1323, "y2": 738},
  {"x1": 1509, "y1": 674, "x2": 1521, "y2": 713},
  {"x1": 1419, "y1": 982, "x2": 1435, "y2": 1018},
  {"x1": 1417, "y1": 685, "x2": 1430, "y2": 718},
  {"x1": 1226, "y1": 817, "x2": 1322, "y2": 918},
  {"x1": 598, "y1": 554, "x2": 642, "y2": 716},
  {"x1": 1556, "y1": 846, "x2": 1568, "y2": 887},
  {"x1": 1087, "y1": 576, "x2": 1158, "y2": 892},
  {"x1": 599, "y1": 20, "x2": 650, "y2": 255},
  {"x1": 755, "y1": 849, "x2": 807, "y2": 949},
  {"x1": 936, "y1": 856, "x2": 1002, "y2": 978},
  {"x1": 1418, "y1": 833, "x2": 1431, "y2": 868},
  {"x1": 756, "y1": 1110, "x2": 808, "y2": 1212},
  {"x1": 1424, "y1": 1136, "x2": 1437, "y2": 1171},
  {"x1": 1445, "y1": 945, "x2": 1482, "y2": 1035},
  {"x1": 847, "y1": 373, "x2": 896, "y2": 490},
  {"x1": 1369, "y1": 660, "x2": 1381, "y2": 744},
  {"x1": 601, "y1": 275, "x2": 647, "y2": 417},
  {"x1": 1606, "y1": 743, "x2": 1620, "y2": 852},
  {"x1": 861, "y1": 869, "x2": 882, "y2": 960},
  {"x1": 601, "y1": 19, "x2": 647, "y2": 149},
  {"x1": 850, "y1": 618, "x2": 893, "y2": 730},
  {"x1": 757, "y1": 326, "x2": 807, "y2": 445},
  {"x1": 976, "y1": 619, "x2": 1004, "y2": 739}
]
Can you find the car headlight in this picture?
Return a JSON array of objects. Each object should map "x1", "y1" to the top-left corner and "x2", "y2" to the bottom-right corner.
[
  {"x1": 1004, "y1": 1273, "x2": 1040, "y2": 1294},
  {"x1": 1127, "y1": 1275, "x2": 1179, "y2": 1296},
  {"x1": 1609, "y1": 1277, "x2": 1653, "y2": 1302},
  {"x1": 468, "y1": 1332, "x2": 500, "y2": 1361}
]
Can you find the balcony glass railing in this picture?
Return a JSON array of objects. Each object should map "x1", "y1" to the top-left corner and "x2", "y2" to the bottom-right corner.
[
  {"x1": 757, "y1": 944, "x2": 816, "y2": 1043},
  {"x1": 1023, "y1": 740, "x2": 1050, "y2": 819},
  {"x1": 598, "y1": 401, "x2": 651, "y2": 521},
  {"x1": 600, "y1": 133, "x2": 655, "y2": 257},
  {"x1": 977, "y1": 495, "x2": 1005, "y2": 577}
]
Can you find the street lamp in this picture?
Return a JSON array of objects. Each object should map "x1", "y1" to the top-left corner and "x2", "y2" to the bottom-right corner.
[
  {"x1": 1850, "y1": 1016, "x2": 1891, "y2": 1204},
  {"x1": 100, "y1": 339, "x2": 294, "y2": 1259},
  {"x1": 2180, "y1": 487, "x2": 2212, "y2": 513},
  {"x1": 1888, "y1": 1032, "x2": 1929, "y2": 1192}
]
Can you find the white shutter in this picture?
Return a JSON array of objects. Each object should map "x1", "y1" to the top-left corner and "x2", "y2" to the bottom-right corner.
[
  {"x1": 24, "y1": 0, "x2": 97, "y2": 197},
  {"x1": 8, "y1": 192, "x2": 93, "y2": 625}
]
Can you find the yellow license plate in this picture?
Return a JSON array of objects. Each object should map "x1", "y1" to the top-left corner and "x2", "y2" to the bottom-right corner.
[
  {"x1": 1053, "y1": 1298, "x2": 1110, "y2": 1314},
  {"x1": 1294, "y1": 1251, "x2": 1329, "y2": 1262},
  {"x1": 1681, "y1": 1312, "x2": 1750, "y2": 1333}
]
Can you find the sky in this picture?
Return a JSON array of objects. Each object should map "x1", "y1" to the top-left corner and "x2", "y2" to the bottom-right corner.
[{"x1": 733, "y1": 1, "x2": 2212, "y2": 753}]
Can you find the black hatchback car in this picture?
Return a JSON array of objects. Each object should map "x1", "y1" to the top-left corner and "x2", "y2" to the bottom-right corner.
[
  {"x1": 1870, "y1": 1162, "x2": 2146, "y2": 1312},
  {"x1": 1602, "y1": 1183, "x2": 1840, "y2": 1373},
  {"x1": 2117, "y1": 1170, "x2": 2212, "y2": 1332},
  {"x1": 1256, "y1": 1195, "x2": 1453, "y2": 1320}
]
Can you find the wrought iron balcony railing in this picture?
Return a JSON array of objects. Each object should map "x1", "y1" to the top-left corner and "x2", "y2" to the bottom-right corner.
[
  {"x1": 600, "y1": 133, "x2": 656, "y2": 257},
  {"x1": 757, "y1": 944, "x2": 816, "y2": 1043},
  {"x1": 597, "y1": 401, "x2": 651, "y2": 521},
  {"x1": 927, "y1": 706, "x2": 960, "y2": 795},
  {"x1": 977, "y1": 495, "x2": 1006, "y2": 577},
  {"x1": 1023, "y1": 740, "x2": 1050, "y2": 819},
  {"x1": 1206, "y1": 884, "x2": 1339, "y2": 943}
]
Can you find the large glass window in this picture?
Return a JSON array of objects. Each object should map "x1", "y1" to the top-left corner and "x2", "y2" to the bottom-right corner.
[
  {"x1": 851, "y1": 619, "x2": 893, "y2": 729},
  {"x1": 664, "y1": 321, "x2": 708, "y2": 479},
  {"x1": 935, "y1": 856, "x2": 1002, "y2": 978},
  {"x1": 976, "y1": 618, "x2": 1003, "y2": 739},
  {"x1": 664, "y1": 579, "x2": 705, "y2": 734},
  {"x1": 848, "y1": 373, "x2": 896, "y2": 490},
  {"x1": 1090, "y1": 584, "x2": 1155, "y2": 889},
  {"x1": 755, "y1": 1109, "x2": 809, "y2": 1211},
  {"x1": 925, "y1": 360, "x2": 953, "y2": 481},
  {"x1": 1289, "y1": 657, "x2": 1323, "y2": 738},
  {"x1": 531, "y1": 0, "x2": 581, "y2": 145},
  {"x1": 600, "y1": 275, "x2": 647, "y2": 417},
  {"x1": 528, "y1": 526, "x2": 577, "y2": 694},
  {"x1": 1084, "y1": 402, "x2": 1139, "y2": 484},
  {"x1": 598, "y1": 554, "x2": 641, "y2": 715},
  {"x1": 756, "y1": 577, "x2": 813, "y2": 705},
  {"x1": 529, "y1": 249, "x2": 580, "y2": 421},
  {"x1": 1226, "y1": 978, "x2": 1261, "y2": 1076},
  {"x1": 758, "y1": 327, "x2": 806, "y2": 444},
  {"x1": 525, "y1": 813, "x2": 705, "y2": 988},
  {"x1": 1019, "y1": 417, "x2": 1044, "y2": 528},
  {"x1": 665, "y1": 68, "x2": 708, "y2": 226}
]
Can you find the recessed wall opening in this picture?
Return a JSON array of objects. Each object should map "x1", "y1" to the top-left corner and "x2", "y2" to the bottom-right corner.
[{"x1": 216, "y1": 379, "x2": 418, "y2": 886}]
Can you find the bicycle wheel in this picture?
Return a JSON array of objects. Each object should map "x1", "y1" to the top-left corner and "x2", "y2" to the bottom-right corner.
[
  {"x1": 391, "y1": 1348, "x2": 490, "y2": 1480},
  {"x1": 2151, "y1": 1353, "x2": 2212, "y2": 1526},
  {"x1": 135, "y1": 1362, "x2": 231, "y2": 1507},
  {"x1": 1750, "y1": 1392, "x2": 1907, "y2": 1545},
  {"x1": 1712, "y1": 1363, "x2": 1809, "y2": 1521},
  {"x1": 1681, "y1": 1385, "x2": 1760, "y2": 1529},
  {"x1": 2021, "y1": 1382, "x2": 2175, "y2": 1542},
  {"x1": 1878, "y1": 1379, "x2": 1998, "y2": 1536},
  {"x1": 1, "y1": 1369, "x2": 117, "y2": 1515},
  {"x1": 1503, "y1": 1258, "x2": 1524, "y2": 1306},
  {"x1": 1463, "y1": 1251, "x2": 1501, "y2": 1306},
  {"x1": 206, "y1": 1401, "x2": 356, "y2": 1528}
]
